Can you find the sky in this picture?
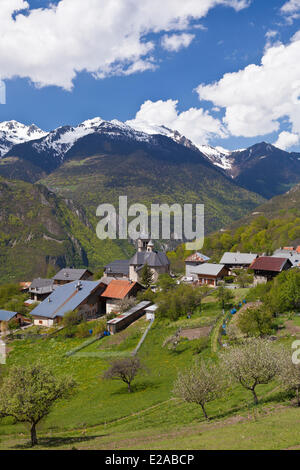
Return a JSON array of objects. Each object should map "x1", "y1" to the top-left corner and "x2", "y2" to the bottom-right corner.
[{"x1": 0, "y1": 0, "x2": 300, "y2": 151}]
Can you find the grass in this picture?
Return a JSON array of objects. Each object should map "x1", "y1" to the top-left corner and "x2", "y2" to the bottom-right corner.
[{"x1": 0, "y1": 290, "x2": 298, "y2": 450}]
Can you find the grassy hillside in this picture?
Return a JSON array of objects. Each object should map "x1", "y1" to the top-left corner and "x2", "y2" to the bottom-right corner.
[
  {"x1": 0, "y1": 177, "x2": 134, "y2": 282},
  {"x1": 40, "y1": 135, "x2": 264, "y2": 236},
  {"x1": 0, "y1": 289, "x2": 298, "y2": 450}
]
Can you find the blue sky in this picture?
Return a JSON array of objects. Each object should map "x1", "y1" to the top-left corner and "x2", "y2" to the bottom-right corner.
[{"x1": 0, "y1": 0, "x2": 300, "y2": 151}]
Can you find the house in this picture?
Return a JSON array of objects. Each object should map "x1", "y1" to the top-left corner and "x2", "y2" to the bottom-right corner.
[
  {"x1": 29, "y1": 278, "x2": 56, "y2": 302},
  {"x1": 30, "y1": 280, "x2": 107, "y2": 327},
  {"x1": 53, "y1": 268, "x2": 94, "y2": 286},
  {"x1": 129, "y1": 239, "x2": 170, "y2": 283},
  {"x1": 185, "y1": 252, "x2": 210, "y2": 278},
  {"x1": 273, "y1": 248, "x2": 300, "y2": 267},
  {"x1": 190, "y1": 263, "x2": 229, "y2": 287},
  {"x1": 19, "y1": 282, "x2": 31, "y2": 293},
  {"x1": 0, "y1": 310, "x2": 23, "y2": 328},
  {"x1": 219, "y1": 252, "x2": 258, "y2": 273},
  {"x1": 101, "y1": 279, "x2": 143, "y2": 314},
  {"x1": 104, "y1": 259, "x2": 130, "y2": 279},
  {"x1": 106, "y1": 301, "x2": 152, "y2": 335},
  {"x1": 250, "y1": 257, "x2": 293, "y2": 285},
  {"x1": 144, "y1": 304, "x2": 158, "y2": 321}
]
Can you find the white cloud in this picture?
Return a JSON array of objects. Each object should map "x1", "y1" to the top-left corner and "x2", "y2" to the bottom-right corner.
[
  {"x1": 196, "y1": 33, "x2": 300, "y2": 144},
  {"x1": 161, "y1": 33, "x2": 195, "y2": 52},
  {"x1": 281, "y1": 0, "x2": 300, "y2": 14},
  {"x1": 0, "y1": 0, "x2": 250, "y2": 90},
  {"x1": 274, "y1": 131, "x2": 300, "y2": 150},
  {"x1": 126, "y1": 99, "x2": 227, "y2": 146},
  {"x1": 281, "y1": 0, "x2": 300, "y2": 22}
]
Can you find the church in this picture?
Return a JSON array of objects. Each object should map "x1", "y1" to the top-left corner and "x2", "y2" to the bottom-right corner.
[{"x1": 104, "y1": 238, "x2": 170, "y2": 284}]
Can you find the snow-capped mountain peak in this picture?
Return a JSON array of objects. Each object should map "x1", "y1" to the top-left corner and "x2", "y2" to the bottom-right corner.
[
  {"x1": 0, "y1": 120, "x2": 48, "y2": 156},
  {"x1": 26, "y1": 117, "x2": 153, "y2": 161},
  {"x1": 198, "y1": 145, "x2": 234, "y2": 170},
  {"x1": 0, "y1": 117, "x2": 238, "y2": 172}
]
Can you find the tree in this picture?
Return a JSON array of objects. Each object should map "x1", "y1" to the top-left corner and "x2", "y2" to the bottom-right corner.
[
  {"x1": 237, "y1": 306, "x2": 274, "y2": 338},
  {"x1": 195, "y1": 285, "x2": 210, "y2": 314},
  {"x1": 234, "y1": 270, "x2": 253, "y2": 288},
  {"x1": 46, "y1": 265, "x2": 57, "y2": 279},
  {"x1": 156, "y1": 284, "x2": 206, "y2": 321},
  {"x1": 157, "y1": 274, "x2": 176, "y2": 292},
  {"x1": 173, "y1": 361, "x2": 223, "y2": 419},
  {"x1": 221, "y1": 339, "x2": 281, "y2": 405},
  {"x1": 279, "y1": 353, "x2": 300, "y2": 406},
  {"x1": 8, "y1": 318, "x2": 19, "y2": 331},
  {"x1": 115, "y1": 297, "x2": 137, "y2": 313},
  {"x1": 265, "y1": 269, "x2": 300, "y2": 314},
  {"x1": 0, "y1": 364, "x2": 75, "y2": 446},
  {"x1": 103, "y1": 357, "x2": 144, "y2": 393},
  {"x1": 63, "y1": 309, "x2": 84, "y2": 327},
  {"x1": 215, "y1": 286, "x2": 234, "y2": 312},
  {"x1": 0, "y1": 321, "x2": 8, "y2": 336},
  {"x1": 140, "y1": 263, "x2": 154, "y2": 288}
]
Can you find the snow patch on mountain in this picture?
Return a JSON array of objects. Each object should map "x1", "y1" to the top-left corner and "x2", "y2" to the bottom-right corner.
[
  {"x1": 30, "y1": 117, "x2": 153, "y2": 160},
  {"x1": 198, "y1": 145, "x2": 234, "y2": 170},
  {"x1": 0, "y1": 120, "x2": 47, "y2": 156},
  {"x1": 0, "y1": 117, "x2": 241, "y2": 172}
]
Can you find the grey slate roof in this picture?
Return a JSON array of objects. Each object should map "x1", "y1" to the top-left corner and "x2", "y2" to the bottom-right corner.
[
  {"x1": 30, "y1": 278, "x2": 55, "y2": 294},
  {"x1": 30, "y1": 280, "x2": 105, "y2": 319},
  {"x1": 105, "y1": 259, "x2": 130, "y2": 276},
  {"x1": 53, "y1": 268, "x2": 93, "y2": 282},
  {"x1": 107, "y1": 301, "x2": 152, "y2": 326},
  {"x1": 190, "y1": 263, "x2": 226, "y2": 276},
  {"x1": 130, "y1": 251, "x2": 170, "y2": 268},
  {"x1": 272, "y1": 251, "x2": 300, "y2": 267},
  {"x1": 0, "y1": 310, "x2": 17, "y2": 322},
  {"x1": 220, "y1": 252, "x2": 258, "y2": 265}
]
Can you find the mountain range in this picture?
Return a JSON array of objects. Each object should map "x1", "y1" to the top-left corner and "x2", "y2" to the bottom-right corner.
[
  {"x1": 1, "y1": 117, "x2": 300, "y2": 281},
  {"x1": 1, "y1": 119, "x2": 300, "y2": 199}
]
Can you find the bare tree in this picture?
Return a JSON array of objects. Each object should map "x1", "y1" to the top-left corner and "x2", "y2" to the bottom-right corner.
[
  {"x1": 173, "y1": 360, "x2": 224, "y2": 420},
  {"x1": 103, "y1": 357, "x2": 143, "y2": 393},
  {"x1": 221, "y1": 338, "x2": 281, "y2": 405}
]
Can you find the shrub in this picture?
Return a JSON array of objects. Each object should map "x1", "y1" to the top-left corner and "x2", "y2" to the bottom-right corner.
[
  {"x1": 61, "y1": 326, "x2": 76, "y2": 339},
  {"x1": 193, "y1": 337, "x2": 210, "y2": 355},
  {"x1": 93, "y1": 319, "x2": 106, "y2": 336},
  {"x1": 76, "y1": 322, "x2": 91, "y2": 339},
  {"x1": 63, "y1": 310, "x2": 85, "y2": 327}
]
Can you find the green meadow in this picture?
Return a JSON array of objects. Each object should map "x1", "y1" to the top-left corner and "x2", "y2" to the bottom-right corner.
[{"x1": 0, "y1": 289, "x2": 299, "y2": 450}]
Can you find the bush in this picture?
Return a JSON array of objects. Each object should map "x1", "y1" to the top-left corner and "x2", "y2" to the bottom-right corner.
[
  {"x1": 193, "y1": 337, "x2": 210, "y2": 355},
  {"x1": 76, "y1": 322, "x2": 91, "y2": 339},
  {"x1": 61, "y1": 326, "x2": 76, "y2": 338},
  {"x1": 93, "y1": 319, "x2": 106, "y2": 336},
  {"x1": 224, "y1": 276, "x2": 235, "y2": 284},
  {"x1": 63, "y1": 310, "x2": 85, "y2": 327}
]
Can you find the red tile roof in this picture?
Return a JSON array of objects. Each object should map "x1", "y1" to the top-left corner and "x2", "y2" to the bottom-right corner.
[
  {"x1": 185, "y1": 253, "x2": 209, "y2": 263},
  {"x1": 101, "y1": 280, "x2": 138, "y2": 300},
  {"x1": 250, "y1": 257, "x2": 291, "y2": 272}
]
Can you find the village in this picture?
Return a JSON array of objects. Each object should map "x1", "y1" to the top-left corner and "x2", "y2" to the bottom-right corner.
[
  {"x1": 1, "y1": 237, "x2": 299, "y2": 336},
  {"x1": 1, "y1": 235, "x2": 300, "y2": 450}
]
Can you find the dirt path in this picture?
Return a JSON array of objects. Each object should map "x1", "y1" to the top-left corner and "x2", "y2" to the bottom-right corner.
[{"x1": 180, "y1": 326, "x2": 212, "y2": 340}]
